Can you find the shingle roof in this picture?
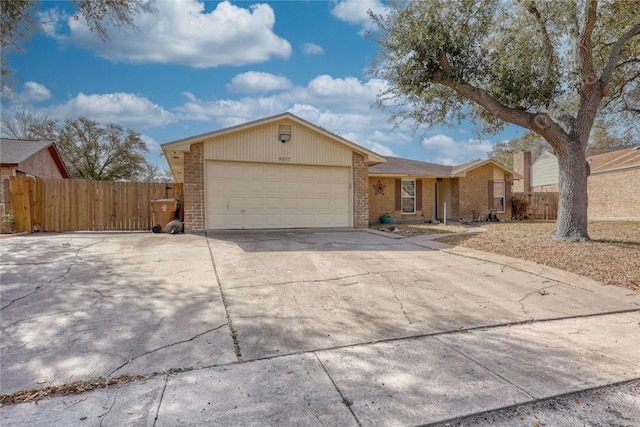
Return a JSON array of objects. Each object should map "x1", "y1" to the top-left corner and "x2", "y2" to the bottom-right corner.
[
  {"x1": 368, "y1": 156, "x2": 453, "y2": 176},
  {"x1": 0, "y1": 139, "x2": 53, "y2": 164},
  {"x1": 587, "y1": 146, "x2": 640, "y2": 173},
  {"x1": 369, "y1": 156, "x2": 520, "y2": 179}
]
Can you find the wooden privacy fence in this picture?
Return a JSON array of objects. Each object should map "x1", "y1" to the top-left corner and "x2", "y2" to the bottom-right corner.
[
  {"x1": 512, "y1": 191, "x2": 559, "y2": 220},
  {"x1": 9, "y1": 176, "x2": 183, "y2": 233}
]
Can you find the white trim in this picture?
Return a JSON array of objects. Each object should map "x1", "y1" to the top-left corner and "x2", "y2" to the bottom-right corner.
[
  {"x1": 401, "y1": 178, "x2": 416, "y2": 214},
  {"x1": 493, "y1": 181, "x2": 506, "y2": 213}
]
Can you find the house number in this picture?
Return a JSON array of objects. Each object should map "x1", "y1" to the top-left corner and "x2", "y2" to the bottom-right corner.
[{"x1": 278, "y1": 156, "x2": 291, "y2": 162}]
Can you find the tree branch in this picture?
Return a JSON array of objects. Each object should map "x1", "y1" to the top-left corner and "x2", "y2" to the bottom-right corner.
[
  {"x1": 600, "y1": 22, "x2": 640, "y2": 84},
  {"x1": 525, "y1": 1, "x2": 556, "y2": 91},
  {"x1": 578, "y1": 0, "x2": 598, "y2": 94}
]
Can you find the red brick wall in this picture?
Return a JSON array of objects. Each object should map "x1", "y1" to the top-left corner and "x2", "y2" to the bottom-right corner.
[
  {"x1": 352, "y1": 152, "x2": 369, "y2": 227},
  {"x1": 588, "y1": 168, "x2": 640, "y2": 220},
  {"x1": 183, "y1": 142, "x2": 205, "y2": 230},
  {"x1": 512, "y1": 151, "x2": 531, "y2": 192},
  {"x1": 457, "y1": 165, "x2": 511, "y2": 221},
  {"x1": 368, "y1": 177, "x2": 436, "y2": 223}
]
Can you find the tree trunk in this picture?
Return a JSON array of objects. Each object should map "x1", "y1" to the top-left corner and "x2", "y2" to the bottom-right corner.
[{"x1": 551, "y1": 146, "x2": 590, "y2": 241}]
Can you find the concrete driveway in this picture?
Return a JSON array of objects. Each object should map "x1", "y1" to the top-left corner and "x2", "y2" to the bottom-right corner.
[{"x1": 1, "y1": 229, "x2": 639, "y2": 426}]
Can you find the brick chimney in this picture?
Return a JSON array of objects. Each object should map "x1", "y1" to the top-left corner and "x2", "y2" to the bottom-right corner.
[{"x1": 512, "y1": 151, "x2": 531, "y2": 192}]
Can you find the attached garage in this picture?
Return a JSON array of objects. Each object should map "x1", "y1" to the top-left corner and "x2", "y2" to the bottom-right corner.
[{"x1": 162, "y1": 113, "x2": 385, "y2": 230}]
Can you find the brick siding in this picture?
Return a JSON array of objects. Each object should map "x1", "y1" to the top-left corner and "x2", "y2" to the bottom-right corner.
[
  {"x1": 368, "y1": 177, "x2": 437, "y2": 223},
  {"x1": 587, "y1": 168, "x2": 640, "y2": 220},
  {"x1": 512, "y1": 151, "x2": 531, "y2": 192},
  {"x1": 183, "y1": 142, "x2": 205, "y2": 230},
  {"x1": 458, "y1": 165, "x2": 512, "y2": 221},
  {"x1": 352, "y1": 152, "x2": 369, "y2": 227}
]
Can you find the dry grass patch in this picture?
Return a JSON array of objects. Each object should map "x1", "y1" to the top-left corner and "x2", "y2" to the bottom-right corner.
[{"x1": 438, "y1": 221, "x2": 640, "y2": 291}]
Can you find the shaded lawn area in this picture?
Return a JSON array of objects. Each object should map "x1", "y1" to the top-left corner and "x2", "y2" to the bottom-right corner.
[{"x1": 437, "y1": 221, "x2": 640, "y2": 291}]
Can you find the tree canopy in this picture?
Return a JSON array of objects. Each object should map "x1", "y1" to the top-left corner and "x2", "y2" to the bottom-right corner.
[
  {"x1": 371, "y1": 0, "x2": 640, "y2": 241},
  {"x1": 1, "y1": 111, "x2": 168, "y2": 181},
  {"x1": 1, "y1": 0, "x2": 152, "y2": 76}
]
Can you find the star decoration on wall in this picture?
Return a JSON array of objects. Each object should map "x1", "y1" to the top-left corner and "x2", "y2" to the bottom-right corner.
[{"x1": 373, "y1": 180, "x2": 386, "y2": 195}]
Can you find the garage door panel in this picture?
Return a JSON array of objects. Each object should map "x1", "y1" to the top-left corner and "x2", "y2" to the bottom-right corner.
[
  {"x1": 246, "y1": 181, "x2": 264, "y2": 195},
  {"x1": 226, "y1": 164, "x2": 248, "y2": 178},
  {"x1": 206, "y1": 161, "x2": 350, "y2": 229}
]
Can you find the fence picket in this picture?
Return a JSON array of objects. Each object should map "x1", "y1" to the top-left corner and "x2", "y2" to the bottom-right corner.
[
  {"x1": 8, "y1": 178, "x2": 183, "y2": 232},
  {"x1": 512, "y1": 191, "x2": 559, "y2": 220}
]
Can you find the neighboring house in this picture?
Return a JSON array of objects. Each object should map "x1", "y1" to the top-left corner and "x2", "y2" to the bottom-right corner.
[
  {"x1": 369, "y1": 156, "x2": 519, "y2": 223},
  {"x1": 513, "y1": 147, "x2": 640, "y2": 220},
  {"x1": 0, "y1": 138, "x2": 70, "y2": 214},
  {"x1": 163, "y1": 113, "x2": 520, "y2": 230},
  {"x1": 530, "y1": 150, "x2": 560, "y2": 192}
]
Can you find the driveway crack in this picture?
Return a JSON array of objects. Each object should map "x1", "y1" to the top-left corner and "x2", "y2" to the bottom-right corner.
[
  {"x1": 518, "y1": 282, "x2": 563, "y2": 316},
  {"x1": 1, "y1": 265, "x2": 72, "y2": 310},
  {"x1": 378, "y1": 273, "x2": 412, "y2": 325},
  {"x1": 98, "y1": 385, "x2": 119, "y2": 426},
  {"x1": 108, "y1": 323, "x2": 228, "y2": 377},
  {"x1": 152, "y1": 375, "x2": 169, "y2": 427},
  {"x1": 1, "y1": 239, "x2": 105, "y2": 311}
]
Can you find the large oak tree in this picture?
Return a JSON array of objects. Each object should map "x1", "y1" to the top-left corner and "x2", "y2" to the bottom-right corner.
[{"x1": 371, "y1": 0, "x2": 639, "y2": 241}]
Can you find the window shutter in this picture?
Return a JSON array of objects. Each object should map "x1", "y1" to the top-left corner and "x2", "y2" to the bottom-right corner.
[
  {"x1": 505, "y1": 179, "x2": 511, "y2": 214},
  {"x1": 395, "y1": 179, "x2": 401, "y2": 211},
  {"x1": 488, "y1": 180, "x2": 494, "y2": 210},
  {"x1": 416, "y1": 179, "x2": 423, "y2": 211}
]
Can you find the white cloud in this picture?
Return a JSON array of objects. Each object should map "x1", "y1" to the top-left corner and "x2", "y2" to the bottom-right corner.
[
  {"x1": 140, "y1": 134, "x2": 162, "y2": 153},
  {"x1": 37, "y1": 8, "x2": 67, "y2": 41},
  {"x1": 302, "y1": 43, "x2": 324, "y2": 55},
  {"x1": 7, "y1": 81, "x2": 52, "y2": 104},
  {"x1": 421, "y1": 134, "x2": 494, "y2": 165},
  {"x1": 227, "y1": 72, "x2": 292, "y2": 93},
  {"x1": 284, "y1": 75, "x2": 387, "y2": 112},
  {"x1": 53, "y1": 0, "x2": 291, "y2": 68},
  {"x1": 331, "y1": 0, "x2": 388, "y2": 34},
  {"x1": 175, "y1": 93, "x2": 287, "y2": 126},
  {"x1": 47, "y1": 93, "x2": 175, "y2": 129},
  {"x1": 175, "y1": 75, "x2": 398, "y2": 155},
  {"x1": 23, "y1": 82, "x2": 52, "y2": 103}
]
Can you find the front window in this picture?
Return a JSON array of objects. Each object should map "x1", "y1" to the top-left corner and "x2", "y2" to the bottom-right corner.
[
  {"x1": 494, "y1": 181, "x2": 505, "y2": 213},
  {"x1": 401, "y1": 180, "x2": 415, "y2": 214}
]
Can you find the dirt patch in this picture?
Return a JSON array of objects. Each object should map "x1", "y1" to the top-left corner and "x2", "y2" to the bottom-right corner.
[
  {"x1": 437, "y1": 221, "x2": 640, "y2": 291},
  {"x1": 370, "y1": 223, "x2": 469, "y2": 237}
]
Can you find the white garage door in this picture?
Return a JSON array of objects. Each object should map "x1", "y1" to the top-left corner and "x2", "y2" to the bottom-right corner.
[{"x1": 206, "y1": 161, "x2": 351, "y2": 229}]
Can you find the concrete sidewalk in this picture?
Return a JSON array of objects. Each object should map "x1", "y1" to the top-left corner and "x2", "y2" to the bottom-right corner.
[
  {"x1": 1, "y1": 312, "x2": 639, "y2": 426},
  {"x1": 1, "y1": 230, "x2": 639, "y2": 426}
]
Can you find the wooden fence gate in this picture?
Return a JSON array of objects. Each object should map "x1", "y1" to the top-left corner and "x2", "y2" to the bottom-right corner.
[
  {"x1": 512, "y1": 191, "x2": 559, "y2": 220},
  {"x1": 8, "y1": 176, "x2": 183, "y2": 233}
]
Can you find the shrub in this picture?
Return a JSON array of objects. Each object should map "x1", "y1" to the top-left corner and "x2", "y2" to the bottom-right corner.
[{"x1": 512, "y1": 196, "x2": 530, "y2": 220}]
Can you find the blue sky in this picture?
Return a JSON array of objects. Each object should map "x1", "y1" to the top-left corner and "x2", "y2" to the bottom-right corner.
[{"x1": 2, "y1": 0, "x2": 525, "y2": 171}]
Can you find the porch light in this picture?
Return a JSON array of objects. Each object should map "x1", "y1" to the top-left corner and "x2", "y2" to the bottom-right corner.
[{"x1": 279, "y1": 133, "x2": 291, "y2": 143}]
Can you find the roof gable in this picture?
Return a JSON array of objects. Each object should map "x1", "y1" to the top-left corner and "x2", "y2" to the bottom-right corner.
[
  {"x1": 0, "y1": 138, "x2": 70, "y2": 178},
  {"x1": 162, "y1": 112, "x2": 385, "y2": 163}
]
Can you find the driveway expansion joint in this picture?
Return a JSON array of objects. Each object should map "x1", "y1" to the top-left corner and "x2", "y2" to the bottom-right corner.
[
  {"x1": 206, "y1": 231, "x2": 243, "y2": 361},
  {"x1": 314, "y1": 352, "x2": 363, "y2": 427},
  {"x1": 434, "y1": 336, "x2": 538, "y2": 401}
]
